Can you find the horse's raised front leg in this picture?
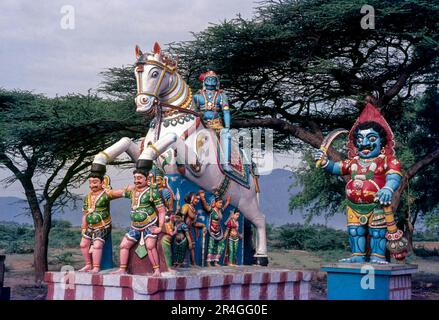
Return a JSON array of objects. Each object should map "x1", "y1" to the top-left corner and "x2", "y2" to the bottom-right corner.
[{"x1": 91, "y1": 137, "x2": 140, "y2": 174}]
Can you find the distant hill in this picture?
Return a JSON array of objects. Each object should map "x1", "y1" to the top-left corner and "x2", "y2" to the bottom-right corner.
[
  {"x1": 0, "y1": 169, "x2": 346, "y2": 229},
  {"x1": 258, "y1": 169, "x2": 345, "y2": 229}
]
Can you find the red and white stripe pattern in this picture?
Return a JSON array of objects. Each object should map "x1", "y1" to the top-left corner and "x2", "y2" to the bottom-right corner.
[
  {"x1": 388, "y1": 275, "x2": 412, "y2": 300},
  {"x1": 45, "y1": 267, "x2": 312, "y2": 300}
]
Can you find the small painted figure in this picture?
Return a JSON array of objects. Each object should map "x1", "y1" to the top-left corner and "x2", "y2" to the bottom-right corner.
[
  {"x1": 223, "y1": 209, "x2": 242, "y2": 266},
  {"x1": 194, "y1": 70, "x2": 232, "y2": 169},
  {"x1": 315, "y1": 102, "x2": 408, "y2": 264},
  {"x1": 80, "y1": 174, "x2": 122, "y2": 273},
  {"x1": 172, "y1": 211, "x2": 191, "y2": 268},
  {"x1": 181, "y1": 192, "x2": 206, "y2": 266},
  {"x1": 161, "y1": 212, "x2": 176, "y2": 271},
  {"x1": 111, "y1": 169, "x2": 166, "y2": 276},
  {"x1": 152, "y1": 166, "x2": 176, "y2": 271},
  {"x1": 199, "y1": 190, "x2": 231, "y2": 267}
]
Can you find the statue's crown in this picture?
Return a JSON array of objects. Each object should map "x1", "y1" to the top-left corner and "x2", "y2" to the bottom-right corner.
[
  {"x1": 204, "y1": 70, "x2": 218, "y2": 78},
  {"x1": 135, "y1": 42, "x2": 178, "y2": 70}
]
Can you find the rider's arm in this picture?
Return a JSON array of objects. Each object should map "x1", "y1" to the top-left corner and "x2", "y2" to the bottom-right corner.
[{"x1": 221, "y1": 93, "x2": 231, "y2": 129}]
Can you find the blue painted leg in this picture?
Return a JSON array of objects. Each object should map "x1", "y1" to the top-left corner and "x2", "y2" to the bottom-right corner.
[
  {"x1": 220, "y1": 129, "x2": 232, "y2": 171},
  {"x1": 339, "y1": 226, "x2": 366, "y2": 263},
  {"x1": 369, "y1": 227, "x2": 388, "y2": 264}
]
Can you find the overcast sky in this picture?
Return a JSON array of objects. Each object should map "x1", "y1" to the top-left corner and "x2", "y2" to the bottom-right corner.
[
  {"x1": 0, "y1": 0, "x2": 256, "y2": 96},
  {"x1": 0, "y1": 1, "x2": 304, "y2": 199}
]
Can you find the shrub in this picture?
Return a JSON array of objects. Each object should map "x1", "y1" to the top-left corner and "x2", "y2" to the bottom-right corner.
[
  {"x1": 413, "y1": 246, "x2": 439, "y2": 257},
  {"x1": 52, "y1": 220, "x2": 72, "y2": 229},
  {"x1": 271, "y1": 223, "x2": 349, "y2": 252},
  {"x1": 51, "y1": 252, "x2": 74, "y2": 265},
  {"x1": 5, "y1": 241, "x2": 34, "y2": 254}
]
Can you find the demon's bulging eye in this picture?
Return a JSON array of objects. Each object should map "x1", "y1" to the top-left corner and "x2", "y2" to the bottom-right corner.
[
  {"x1": 369, "y1": 136, "x2": 377, "y2": 142},
  {"x1": 151, "y1": 71, "x2": 159, "y2": 78}
]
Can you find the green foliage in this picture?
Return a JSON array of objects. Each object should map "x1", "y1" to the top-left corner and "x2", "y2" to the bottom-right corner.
[
  {"x1": 51, "y1": 220, "x2": 72, "y2": 229},
  {"x1": 0, "y1": 89, "x2": 148, "y2": 279},
  {"x1": 0, "y1": 222, "x2": 127, "y2": 256},
  {"x1": 97, "y1": 0, "x2": 439, "y2": 229},
  {"x1": 0, "y1": 91, "x2": 144, "y2": 167},
  {"x1": 413, "y1": 229, "x2": 439, "y2": 242},
  {"x1": 413, "y1": 247, "x2": 439, "y2": 258},
  {"x1": 269, "y1": 223, "x2": 349, "y2": 252},
  {"x1": 0, "y1": 222, "x2": 34, "y2": 254},
  {"x1": 0, "y1": 222, "x2": 82, "y2": 253},
  {"x1": 289, "y1": 151, "x2": 346, "y2": 222},
  {"x1": 49, "y1": 227, "x2": 81, "y2": 249},
  {"x1": 51, "y1": 252, "x2": 74, "y2": 265},
  {"x1": 99, "y1": 66, "x2": 137, "y2": 100},
  {"x1": 394, "y1": 87, "x2": 439, "y2": 225},
  {"x1": 5, "y1": 241, "x2": 34, "y2": 254}
]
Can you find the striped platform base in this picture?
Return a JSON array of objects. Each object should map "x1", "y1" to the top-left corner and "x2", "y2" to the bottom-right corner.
[{"x1": 44, "y1": 266, "x2": 312, "y2": 300}]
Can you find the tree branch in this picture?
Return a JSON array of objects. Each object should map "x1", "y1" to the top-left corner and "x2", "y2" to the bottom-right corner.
[{"x1": 393, "y1": 148, "x2": 439, "y2": 210}]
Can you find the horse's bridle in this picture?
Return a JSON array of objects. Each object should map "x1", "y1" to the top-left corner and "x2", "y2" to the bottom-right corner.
[{"x1": 135, "y1": 59, "x2": 209, "y2": 143}]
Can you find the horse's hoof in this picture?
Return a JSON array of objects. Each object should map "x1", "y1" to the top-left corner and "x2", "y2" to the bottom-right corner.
[
  {"x1": 253, "y1": 256, "x2": 269, "y2": 266},
  {"x1": 136, "y1": 159, "x2": 153, "y2": 171},
  {"x1": 91, "y1": 163, "x2": 106, "y2": 175}
]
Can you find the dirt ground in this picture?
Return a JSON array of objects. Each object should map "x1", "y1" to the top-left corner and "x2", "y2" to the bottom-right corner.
[{"x1": 2, "y1": 245, "x2": 439, "y2": 300}]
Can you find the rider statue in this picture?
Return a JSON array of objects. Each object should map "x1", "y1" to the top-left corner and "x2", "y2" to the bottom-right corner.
[
  {"x1": 194, "y1": 71, "x2": 232, "y2": 170},
  {"x1": 315, "y1": 101, "x2": 408, "y2": 264}
]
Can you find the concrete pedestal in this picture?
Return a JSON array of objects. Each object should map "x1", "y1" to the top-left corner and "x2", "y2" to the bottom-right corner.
[
  {"x1": 44, "y1": 266, "x2": 312, "y2": 300},
  {"x1": 321, "y1": 262, "x2": 418, "y2": 300}
]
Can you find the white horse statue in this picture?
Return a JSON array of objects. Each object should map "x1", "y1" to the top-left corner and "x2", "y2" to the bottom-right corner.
[{"x1": 91, "y1": 42, "x2": 268, "y2": 265}]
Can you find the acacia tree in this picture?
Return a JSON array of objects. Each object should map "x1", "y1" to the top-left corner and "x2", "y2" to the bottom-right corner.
[
  {"x1": 172, "y1": 0, "x2": 439, "y2": 232},
  {"x1": 0, "y1": 90, "x2": 144, "y2": 282},
  {"x1": 99, "y1": 0, "x2": 439, "y2": 238}
]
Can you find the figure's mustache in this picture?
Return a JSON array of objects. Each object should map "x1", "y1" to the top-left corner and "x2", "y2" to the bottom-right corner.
[{"x1": 359, "y1": 144, "x2": 375, "y2": 151}]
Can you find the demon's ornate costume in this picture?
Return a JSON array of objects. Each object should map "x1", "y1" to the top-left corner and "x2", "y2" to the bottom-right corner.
[{"x1": 315, "y1": 102, "x2": 408, "y2": 263}]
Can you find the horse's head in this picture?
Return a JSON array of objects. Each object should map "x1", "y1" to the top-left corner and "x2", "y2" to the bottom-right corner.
[{"x1": 134, "y1": 42, "x2": 178, "y2": 115}]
